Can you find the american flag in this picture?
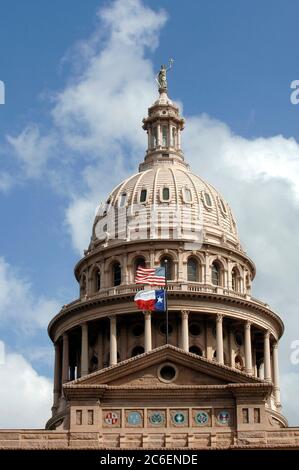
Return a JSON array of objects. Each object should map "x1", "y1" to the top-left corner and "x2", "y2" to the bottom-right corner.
[{"x1": 135, "y1": 266, "x2": 166, "y2": 286}]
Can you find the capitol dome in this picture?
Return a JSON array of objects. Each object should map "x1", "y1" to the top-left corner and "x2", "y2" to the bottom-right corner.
[{"x1": 90, "y1": 90, "x2": 241, "y2": 254}]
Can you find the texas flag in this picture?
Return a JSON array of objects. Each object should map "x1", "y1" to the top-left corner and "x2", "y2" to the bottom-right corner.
[{"x1": 134, "y1": 289, "x2": 166, "y2": 312}]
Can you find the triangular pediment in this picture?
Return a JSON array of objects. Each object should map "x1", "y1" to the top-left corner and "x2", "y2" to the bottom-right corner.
[{"x1": 65, "y1": 345, "x2": 262, "y2": 389}]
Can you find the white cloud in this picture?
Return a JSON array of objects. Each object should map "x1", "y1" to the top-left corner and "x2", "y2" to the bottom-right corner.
[
  {"x1": 0, "y1": 352, "x2": 52, "y2": 428},
  {"x1": 6, "y1": 125, "x2": 56, "y2": 179},
  {"x1": 0, "y1": 257, "x2": 61, "y2": 332}
]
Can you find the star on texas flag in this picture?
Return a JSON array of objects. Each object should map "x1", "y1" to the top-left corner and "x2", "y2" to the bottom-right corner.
[{"x1": 134, "y1": 289, "x2": 166, "y2": 311}]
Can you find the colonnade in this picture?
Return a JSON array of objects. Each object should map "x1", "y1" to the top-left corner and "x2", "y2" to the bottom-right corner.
[{"x1": 53, "y1": 313, "x2": 281, "y2": 410}]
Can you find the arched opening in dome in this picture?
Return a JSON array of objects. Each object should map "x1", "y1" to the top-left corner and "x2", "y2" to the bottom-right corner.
[
  {"x1": 211, "y1": 261, "x2": 222, "y2": 286},
  {"x1": 131, "y1": 346, "x2": 145, "y2": 357},
  {"x1": 161, "y1": 186, "x2": 170, "y2": 202},
  {"x1": 203, "y1": 191, "x2": 212, "y2": 208},
  {"x1": 232, "y1": 266, "x2": 241, "y2": 293},
  {"x1": 80, "y1": 273, "x2": 87, "y2": 297},
  {"x1": 93, "y1": 267, "x2": 101, "y2": 293},
  {"x1": 189, "y1": 345, "x2": 203, "y2": 356},
  {"x1": 139, "y1": 188, "x2": 147, "y2": 203},
  {"x1": 160, "y1": 256, "x2": 174, "y2": 280},
  {"x1": 112, "y1": 262, "x2": 122, "y2": 286},
  {"x1": 151, "y1": 127, "x2": 158, "y2": 149},
  {"x1": 234, "y1": 355, "x2": 244, "y2": 371},
  {"x1": 134, "y1": 257, "x2": 146, "y2": 277},
  {"x1": 187, "y1": 257, "x2": 199, "y2": 282}
]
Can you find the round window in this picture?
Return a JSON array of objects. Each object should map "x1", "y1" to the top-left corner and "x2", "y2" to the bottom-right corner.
[
  {"x1": 159, "y1": 322, "x2": 173, "y2": 336},
  {"x1": 158, "y1": 364, "x2": 177, "y2": 383},
  {"x1": 132, "y1": 324, "x2": 144, "y2": 337},
  {"x1": 189, "y1": 323, "x2": 201, "y2": 336}
]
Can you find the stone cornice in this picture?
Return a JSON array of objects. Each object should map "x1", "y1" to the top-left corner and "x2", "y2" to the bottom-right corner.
[{"x1": 48, "y1": 288, "x2": 284, "y2": 341}]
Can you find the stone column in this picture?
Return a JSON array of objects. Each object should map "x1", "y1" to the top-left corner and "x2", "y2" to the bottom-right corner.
[
  {"x1": 144, "y1": 311, "x2": 152, "y2": 353},
  {"x1": 53, "y1": 342, "x2": 61, "y2": 409},
  {"x1": 81, "y1": 323, "x2": 89, "y2": 377},
  {"x1": 177, "y1": 128, "x2": 181, "y2": 149},
  {"x1": 157, "y1": 123, "x2": 161, "y2": 147},
  {"x1": 244, "y1": 321, "x2": 253, "y2": 375},
  {"x1": 216, "y1": 314, "x2": 224, "y2": 364},
  {"x1": 181, "y1": 310, "x2": 189, "y2": 352},
  {"x1": 110, "y1": 316, "x2": 117, "y2": 365},
  {"x1": 62, "y1": 333, "x2": 69, "y2": 383},
  {"x1": 264, "y1": 331, "x2": 272, "y2": 382},
  {"x1": 258, "y1": 362, "x2": 264, "y2": 380},
  {"x1": 273, "y1": 341, "x2": 281, "y2": 406}
]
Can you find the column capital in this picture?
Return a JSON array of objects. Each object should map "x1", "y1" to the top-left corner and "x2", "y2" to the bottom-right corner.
[
  {"x1": 181, "y1": 310, "x2": 189, "y2": 320},
  {"x1": 244, "y1": 321, "x2": 252, "y2": 330},
  {"x1": 108, "y1": 315, "x2": 116, "y2": 321},
  {"x1": 143, "y1": 311, "x2": 152, "y2": 318},
  {"x1": 216, "y1": 313, "x2": 223, "y2": 323},
  {"x1": 273, "y1": 341, "x2": 279, "y2": 350},
  {"x1": 264, "y1": 330, "x2": 270, "y2": 339}
]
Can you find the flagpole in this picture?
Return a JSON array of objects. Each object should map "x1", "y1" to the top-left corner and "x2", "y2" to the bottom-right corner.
[{"x1": 164, "y1": 259, "x2": 169, "y2": 345}]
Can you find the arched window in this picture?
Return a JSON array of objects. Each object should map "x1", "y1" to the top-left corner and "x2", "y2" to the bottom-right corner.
[
  {"x1": 151, "y1": 127, "x2": 157, "y2": 148},
  {"x1": 189, "y1": 345, "x2": 203, "y2": 356},
  {"x1": 93, "y1": 268, "x2": 101, "y2": 292},
  {"x1": 162, "y1": 187, "x2": 170, "y2": 201},
  {"x1": 211, "y1": 261, "x2": 221, "y2": 286},
  {"x1": 80, "y1": 274, "x2": 87, "y2": 297},
  {"x1": 160, "y1": 256, "x2": 174, "y2": 280},
  {"x1": 183, "y1": 187, "x2": 192, "y2": 203},
  {"x1": 134, "y1": 257, "x2": 146, "y2": 275},
  {"x1": 187, "y1": 257, "x2": 199, "y2": 282},
  {"x1": 140, "y1": 189, "x2": 147, "y2": 203},
  {"x1": 112, "y1": 262, "x2": 121, "y2": 286},
  {"x1": 162, "y1": 126, "x2": 168, "y2": 147},
  {"x1": 203, "y1": 191, "x2": 212, "y2": 208},
  {"x1": 119, "y1": 193, "x2": 127, "y2": 207},
  {"x1": 232, "y1": 267, "x2": 240, "y2": 292},
  {"x1": 131, "y1": 346, "x2": 145, "y2": 357}
]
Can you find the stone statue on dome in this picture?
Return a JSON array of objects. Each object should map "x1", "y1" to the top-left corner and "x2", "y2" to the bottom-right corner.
[{"x1": 156, "y1": 58, "x2": 174, "y2": 91}]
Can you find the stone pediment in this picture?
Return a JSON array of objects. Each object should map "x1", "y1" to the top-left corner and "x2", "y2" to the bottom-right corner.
[{"x1": 65, "y1": 345, "x2": 263, "y2": 389}]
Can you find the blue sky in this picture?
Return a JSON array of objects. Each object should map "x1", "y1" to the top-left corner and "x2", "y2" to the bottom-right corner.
[{"x1": 0, "y1": 0, "x2": 299, "y2": 427}]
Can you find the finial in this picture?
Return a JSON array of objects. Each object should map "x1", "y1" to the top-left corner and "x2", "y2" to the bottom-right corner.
[{"x1": 156, "y1": 58, "x2": 174, "y2": 93}]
